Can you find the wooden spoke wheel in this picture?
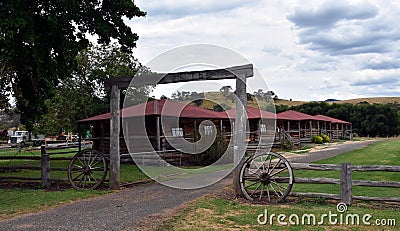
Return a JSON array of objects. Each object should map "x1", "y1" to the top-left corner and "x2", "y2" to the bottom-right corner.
[
  {"x1": 239, "y1": 152, "x2": 294, "y2": 203},
  {"x1": 68, "y1": 149, "x2": 107, "y2": 190}
]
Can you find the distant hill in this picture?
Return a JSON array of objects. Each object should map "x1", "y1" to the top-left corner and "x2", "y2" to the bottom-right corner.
[
  {"x1": 189, "y1": 93, "x2": 400, "y2": 111},
  {"x1": 274, "y1": 97, "x2": 400, "y2": 107},
  {"x1": 335, "y1": 97, "x2": 400, "y2": 105}
]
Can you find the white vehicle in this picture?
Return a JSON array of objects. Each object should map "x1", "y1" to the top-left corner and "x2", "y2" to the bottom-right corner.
[{"x1": 8, "y1": 131, "x2": 29, "y2": 146}]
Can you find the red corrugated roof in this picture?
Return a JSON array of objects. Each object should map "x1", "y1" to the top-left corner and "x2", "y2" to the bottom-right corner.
[
  {"x1": 277, "y1": 110, "x2": 324, "y2": 121},
  {"x1": 224, "y1": 107, "x2": 276, "y2": 119},
  {"x1": 78, "y1": 100, "x2": 228, "y2": 122},
  {"x1": 314, "y1": 114, "x2": 352, "y2": 124}
]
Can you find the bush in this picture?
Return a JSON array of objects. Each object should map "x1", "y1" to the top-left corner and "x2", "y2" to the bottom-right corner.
[
  {"x1": 281, "y1": 139, "x2": 293, "y2": 151},
  {"x1": 187, "y1": 137, "x2": 229, "y2": 166},
  {"x1": 312, "y1": 135, "x2": 323, "y2": 144},
  {"x1": 320, "y1": 134, "x2": 330, "y2": 143}
]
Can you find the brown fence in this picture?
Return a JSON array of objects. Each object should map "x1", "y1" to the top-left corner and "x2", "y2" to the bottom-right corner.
[
  {"x1": 290, "y1": 162, "x2": 400, "y2": 205},
  {"x1": 0, "y1": 146, "x2": 73, "y2": 187}
]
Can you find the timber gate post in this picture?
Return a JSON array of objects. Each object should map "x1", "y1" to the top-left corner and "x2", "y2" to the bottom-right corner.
[
  {"x1": 233, "y1": 74, "x2": 247, "y2": 195},
  {"x1": 110, "y1": 84, "x2": 121, "y2": 190}
]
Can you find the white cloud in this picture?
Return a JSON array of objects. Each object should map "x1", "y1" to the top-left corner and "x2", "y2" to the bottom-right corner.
[{"x1": 127, "y1": 0, "x2": 400, "y2": 100}]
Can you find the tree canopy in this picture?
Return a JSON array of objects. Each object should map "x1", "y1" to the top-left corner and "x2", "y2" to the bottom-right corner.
[
  {"x1": 36, "y1": 43, "x2": 151, "y2": 135},
  {"x1": 0, "y1": 0, "x2": 146, "y2": 130},
  {"x1": 280, "y1": 102, "x2": 400, "y2": 137}
]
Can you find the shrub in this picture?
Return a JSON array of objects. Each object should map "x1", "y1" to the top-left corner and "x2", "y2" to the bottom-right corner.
[
  {"x1": 312, "y1": 135, "x2": 323, "y2": 144},
  {"x1": 281, "y1": 139, "x2": 294, "y2": 151},
  {"x1": 187, "y1": 137, "x2": 229, "y2": 166},
  {"x1": 320, "y1": 134, "x2": 330, "y2": 143}
]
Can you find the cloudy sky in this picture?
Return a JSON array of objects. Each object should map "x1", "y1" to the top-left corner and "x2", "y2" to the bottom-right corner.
[{"x1": 126, "y1": 0, "x2": 400, "y2": 101}]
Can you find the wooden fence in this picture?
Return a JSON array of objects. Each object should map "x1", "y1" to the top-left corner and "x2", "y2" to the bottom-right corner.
[
  {"x1": 290, "y1": 162, "x2": 400, "y2": 205},
  {"x1": 0, "y1": 146, "x2": 73, "y2": 187}
]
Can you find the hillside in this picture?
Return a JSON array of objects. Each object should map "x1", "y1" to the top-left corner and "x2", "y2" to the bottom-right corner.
[
  {"x1": 335, "y1": 97, "x2": 400, "y2": 105},
  {"x1": 267, "y1": 97, "x2": 400, "y2": 107},
  {"x1": 193, "y1": 93, "x2": 400, "y2": 110}
]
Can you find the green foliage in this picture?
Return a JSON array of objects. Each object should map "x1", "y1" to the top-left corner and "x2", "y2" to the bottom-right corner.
[
  {"x1": 312, "y1": 135, "x2": 323, "y2": 144},
  {"x1": 188, "y1": 137, "x2": 229, "y2": 166},
  {"x1": 275, "y1": 104, "x2": 289, "y2": 113},
  {"x1": 171, "y1": 91, "x2": 205, "y2": 102},
  {"x1": 0, "y1": 0, "x2": 146, "y2": 130},
  {"x1": 320, "y1": 134, "x2": 330, "y2": 143},
  {"x1": 36, "y1": 43, "x2": 151, "y2": 135},
  {"x1": 289, "y1": 102, "x2": 400, "y2": 137},
  {"x1": 281, "y1": 139, "x2": 294, "y2": 151},
  {"x1": 312, "y1": 134, "x2": 329, "y2": 144}
]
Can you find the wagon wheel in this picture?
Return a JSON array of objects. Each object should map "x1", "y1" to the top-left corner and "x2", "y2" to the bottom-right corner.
[
  {"x1": 239, "y1": 152, "x2": 294, "y2": 203},
  {"x1": 68, "y1": 149, "x2": 107, "y2": 190}
]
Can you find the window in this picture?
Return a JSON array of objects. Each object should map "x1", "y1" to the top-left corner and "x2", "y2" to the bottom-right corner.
[
  {"x1": 260, "y1": 124, "x2": 267, "y2": 132},
  {"x1": 171, "y1": 127, "x2": 183, "y2": 137},
  {"x1": 203, "y1": 125, "x2": 214, "y2": 135}
]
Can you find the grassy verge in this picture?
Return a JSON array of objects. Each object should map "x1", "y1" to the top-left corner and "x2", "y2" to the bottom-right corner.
[
  {"x1": 0, "y1": 148, "x2": 149, "y2": 219},
  {"x1": 0, "y1": 188, "x2": 108, "y2": 220},
  {"x1": 162, "y1": 138, "x2": 400, "y2": 230},
  {"x1": 161, "y1": 197, "x2": 399, "y2": 230}
]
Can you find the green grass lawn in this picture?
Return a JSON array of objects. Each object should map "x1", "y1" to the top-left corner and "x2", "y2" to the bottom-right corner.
[
  {"x1": 161, "y1": 197, "x2": 399, "y2": 230},
  {"x1": 293, "y1": 138, "x2": 400, "y2": 198},
  {"x1": 162, "y1": 138, "x2": 400, "y2": 230},
  {"x1": 0, "y1": 188, "x2": 108, "y2": 219},
  {"x1": 0, "y1": 148, "x2": 149, "y2": 219}
]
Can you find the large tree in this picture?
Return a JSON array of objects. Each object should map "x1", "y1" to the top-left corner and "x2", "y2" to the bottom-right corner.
[
  {"x1": 37, "y1": 43, "x2": 151, "y2": 135},
  {"x1": 0, "y1": 0, "x2": 146, "y2": 130}
]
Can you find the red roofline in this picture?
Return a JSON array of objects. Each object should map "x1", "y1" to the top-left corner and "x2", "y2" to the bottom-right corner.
[
  {"x1": 314, "y1": 114, "x2": 351, "y2": 124},
  {"x1": 223, "y1": 106, "x2": 276, "y2": 119},
  {"x1": 277, "y1": 110, "x2": 322, "y2": 121},
  {"x1": 77, "y1": 100, "x2": 228, "y2": 123}
]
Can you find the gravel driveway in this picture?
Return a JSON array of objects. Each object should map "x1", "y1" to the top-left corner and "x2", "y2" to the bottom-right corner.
[{"x1": 0, "y1": 140, "x2": 376, "y2": 230}]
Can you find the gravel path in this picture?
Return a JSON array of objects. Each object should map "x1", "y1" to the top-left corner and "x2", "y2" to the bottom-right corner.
[
  {"x1": 0, "y1": 140, "x2": 376, "y2": 230},
  {"x1": 0, "y1": 179, "x2": 231, "y2": 231}
]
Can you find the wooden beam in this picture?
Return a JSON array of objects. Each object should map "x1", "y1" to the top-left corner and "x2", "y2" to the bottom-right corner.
[
  {"x1": 291, "y1": 163, "x2": 341, "y2": 171},
  {"x1": 104, "y1": 64, "x2": 253, "y2": 89},
  {"x1": 290, "y1": 192, "x2": 341, "y2": 200},
  {"x1": 109, "y1": 85, "x2": 120, "y2": 190}
]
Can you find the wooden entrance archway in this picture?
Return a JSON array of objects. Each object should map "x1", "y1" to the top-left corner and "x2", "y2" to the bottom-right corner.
[{"x1": 104, "y1": 64, "x2": 253, "y2": 193}]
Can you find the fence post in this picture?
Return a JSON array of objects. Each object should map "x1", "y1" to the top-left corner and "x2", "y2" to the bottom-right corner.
[
  {"x1": 340, "y1": 162, "x2": 352, "y2": 205},
  {"x1": 41, "y1": 145, "x2": 50, "y2": 188}
]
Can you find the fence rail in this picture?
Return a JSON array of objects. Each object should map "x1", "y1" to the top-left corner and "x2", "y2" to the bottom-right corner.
[
  {"x1": 0, "y1": 145, "x2": 74, "y2": 187},
  {"x1": 290, "y1": 162, "x2": 400, "y2": 204}
]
